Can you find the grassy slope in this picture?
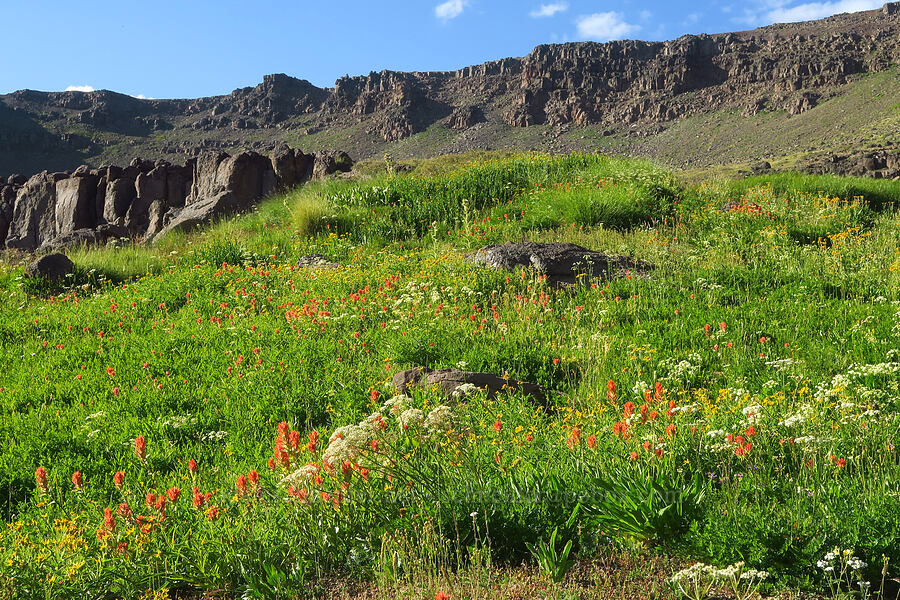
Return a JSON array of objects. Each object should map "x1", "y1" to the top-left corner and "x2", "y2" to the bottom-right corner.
[
  {"x1": 637, "y1": 70, "x2": 900, "y2": 169},
  {"x1": 1, "y1": 155, "x2": 899, "y2": 599}
]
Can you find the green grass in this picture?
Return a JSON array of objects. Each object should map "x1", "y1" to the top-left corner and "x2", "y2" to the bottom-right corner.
[{"x1": 1, "y1": 154, "x2": 899, "y2": 599}]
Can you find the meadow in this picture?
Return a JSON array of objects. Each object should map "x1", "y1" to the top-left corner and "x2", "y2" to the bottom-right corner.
[{"x1": 0, "y1": 152, "x2": 898, "y2": 600}]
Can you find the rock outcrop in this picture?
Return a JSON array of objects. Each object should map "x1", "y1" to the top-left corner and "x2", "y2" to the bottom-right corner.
[{"x1": 3, "y1": 147, "x2": 352, "y2": 251}]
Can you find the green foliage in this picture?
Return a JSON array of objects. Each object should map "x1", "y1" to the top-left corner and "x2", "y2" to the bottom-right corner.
[
  {"x1": 527, "y1": 526, "x2": 576, "y2": 583},
  {"x1": 582, "y1": 469, "x2": 705, "y2": 543}
]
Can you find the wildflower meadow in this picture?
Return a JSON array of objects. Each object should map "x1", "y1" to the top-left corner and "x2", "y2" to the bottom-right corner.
[{"x1": 1, "y1": 153, "x2": 899, "y2": 599}]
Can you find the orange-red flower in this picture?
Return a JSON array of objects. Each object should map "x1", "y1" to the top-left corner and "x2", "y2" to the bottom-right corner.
[
  {"x1": 135, "y1": 436, "x2": 147, "y2": 462},
  {"x1": 35, "y1": 467, "x2": 49, "y2": 494},
  {"x1": 113, "y1": 471, "x2": 125, "y2": 490}
]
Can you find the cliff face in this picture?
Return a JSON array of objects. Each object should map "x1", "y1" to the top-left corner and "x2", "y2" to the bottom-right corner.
[{"x1": 2, "y1": 2, "x2": 900, "y2": 175}]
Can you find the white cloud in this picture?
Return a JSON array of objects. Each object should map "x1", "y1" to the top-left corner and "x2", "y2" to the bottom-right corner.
[
  {"x1": 530, "y1": 3, "x2": 568, "y2": 18},
  {"x1": 435, "y1": 0, "x2": 468, "y2": 20},
  {"x1": 135, "y1": 94, "x2": 155, "y2": 100},
  {"x1": 576, "y1": 12, "x2": 640, "y2": 41},
  {"x1": 64, "y1": 85, "x2": 94, "y2": 93},
  {"x1": 639, "y1": 9, "x2": 653, "y2": 20},
  {"x1": 766, "y1": 0, "x2": 881, "y2": 22}
]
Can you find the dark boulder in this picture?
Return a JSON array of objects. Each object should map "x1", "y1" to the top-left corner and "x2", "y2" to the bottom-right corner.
[
  {"x1": 392, "y1": 367, "x2": 547, "y2": 402},
  {"x1": 0, "y1": 186, "x2": 15, "y2": 246},
  {"x1": 469, "y1": 241, "x2": 653, "y2": 287},
  {"x1": 312, "y1": 151, "x2": 353, "y2": 179},
  {"x1": 143, "y1": 199, "x2": 169, "y2": 240},
  {"x1": 271, "y1": 145, "x2": 314, "y2": 188},
  {"x1": 25, "y1": 253, "x2": 74, "y2": 283},
  {"x1": 188, "y1": 151, "x2": 275, "y2": 210}
]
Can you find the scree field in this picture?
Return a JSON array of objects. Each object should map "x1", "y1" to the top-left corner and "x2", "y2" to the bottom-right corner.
[{"x1": 1, "y1": 152, "x2": 899, "y2": 600}]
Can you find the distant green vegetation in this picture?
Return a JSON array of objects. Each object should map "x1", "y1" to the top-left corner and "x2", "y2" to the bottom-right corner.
[{"x1": 1, "y1": 154, "x2": 899, "y2": 599}]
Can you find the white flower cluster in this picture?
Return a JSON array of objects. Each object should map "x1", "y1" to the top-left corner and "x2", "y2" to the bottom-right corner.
[
  {"x1": 283, "y1": 395, "x2": 457, "y2": 483},
  {"x1": 158, "y1": 414, "x2": 197, "y2": 429},
  {"x1": 425, "y1": 404, "x2": 454, "y2": 434},
  {"x1": 199, "y1": 430, "x2": 228, "y2": 442},
  {"x1": 324, "y1": 423, "x2": 371, "y2": 464},
  {"x1": 793, "y1": 435, "x2": 830, "y2": 445},
  {"x1": 815, "y1": 374, "x2": 853, "y2": 401},
  {"x1": 742, "y1": 404, "x2": 763, "y2": 425},
  {"x1": 398, "y1": 408, "x2": 425, "y2": 429},
  {"x1": 380, "y1": 394, "x2": 411, "y2": 416},
  {"x1": 451, "y1": 382, "x2": 481, "y2": 399},
  {"x1": 672, "y1": 403, "x2": 702, "y2": 415},
  {"x1": 631, "y1": 380, "x2": 649, "y2": 397},
  {"x1": 780, "y1": 404, "x2": 815, "y2": 427},
  {"x1": 659, "y1": 353, "x2": 702, "y2": 384},
  {"x1": 847, "y1": 362, "x2": 899, "y2": 377},
  {"x1": 670, "y1": 561, "x2": 769, "y2": 586},
  {"x1": 281, "y1": 463, "x2": 320, "y2": 488},
  {"x1": 817, "y1": 548, "x2": 868, "y2": 575},
  {"x1": 765, "y1": 357, "x2": 802, "y2": 372}
]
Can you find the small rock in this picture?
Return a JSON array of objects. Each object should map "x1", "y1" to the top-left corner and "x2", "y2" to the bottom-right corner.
[
  {"x1": 393, "y1": 367, "x2": 547, "y2": 402},
  {"x1": 295, "y1": 254, "x2": 340, "y2": 270}
]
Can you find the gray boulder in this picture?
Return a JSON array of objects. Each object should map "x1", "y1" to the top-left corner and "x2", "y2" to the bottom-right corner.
[
  {"x1": 55, "y1": 175, "x2": 99, "y2": 235},
  {"x1": 128, "y1": 166, "x2": 168, "y2": 233},
  {"x1": 103, "y1": 178, "x2": 136, "y2": 223},
  {"x1": 312, "y1": 151, "x2": 353, "y2": 179},
  {"x1": 188, "y1": 151, "x2": 275, "y2": 210},
  {"x1": 6, "y1": 172, "x2": 58, "y2": 251},
  {"x1": 148, "y1": 191, "x2": 238, "y2": 241},
  {"x1": 25, "y1": 253, "x2": 74, "y2": 283},
  {"x1": 271, "y1": 145, "x2": 314, "y2": 189},
  {"x1": 392, "y1": 367, "x2": 547, "y2": 402},
  {"x1": 143, "y1": 199, "x2": 169, "y2": 240},
  {"x1": 469, "y1": 241, "x2": 653, "y2": 287}
]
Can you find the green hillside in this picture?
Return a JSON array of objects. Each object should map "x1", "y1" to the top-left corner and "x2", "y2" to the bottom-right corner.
[{"x1": 1, "y1": 154, "x2": 899, "y2": 599}]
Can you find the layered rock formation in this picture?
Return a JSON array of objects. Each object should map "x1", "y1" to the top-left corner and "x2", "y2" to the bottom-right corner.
[
  {"x1": 1, "y1": 3, "x2": 900, "y2": 172},
  {"x1": 0, "y1": 147, "x2": 352, "y2": 251}
]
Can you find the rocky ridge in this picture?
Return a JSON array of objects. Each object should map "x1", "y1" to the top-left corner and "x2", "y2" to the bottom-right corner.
[{"x1": 2, "y1": 4, "x2": 900, "y2": 173}]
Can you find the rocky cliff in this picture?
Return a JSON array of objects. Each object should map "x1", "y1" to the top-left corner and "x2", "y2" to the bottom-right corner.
[
  {"x1": 0, "y1": 147, "x2": 352, "y2": 251},
  {"x1": 2, "y1": 3, "x2": 900, "y2": 174}
]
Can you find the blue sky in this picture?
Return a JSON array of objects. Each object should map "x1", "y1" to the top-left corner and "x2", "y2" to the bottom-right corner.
[{"x1": 0, "y1": 0, "x2": 885, "y2": 99}]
